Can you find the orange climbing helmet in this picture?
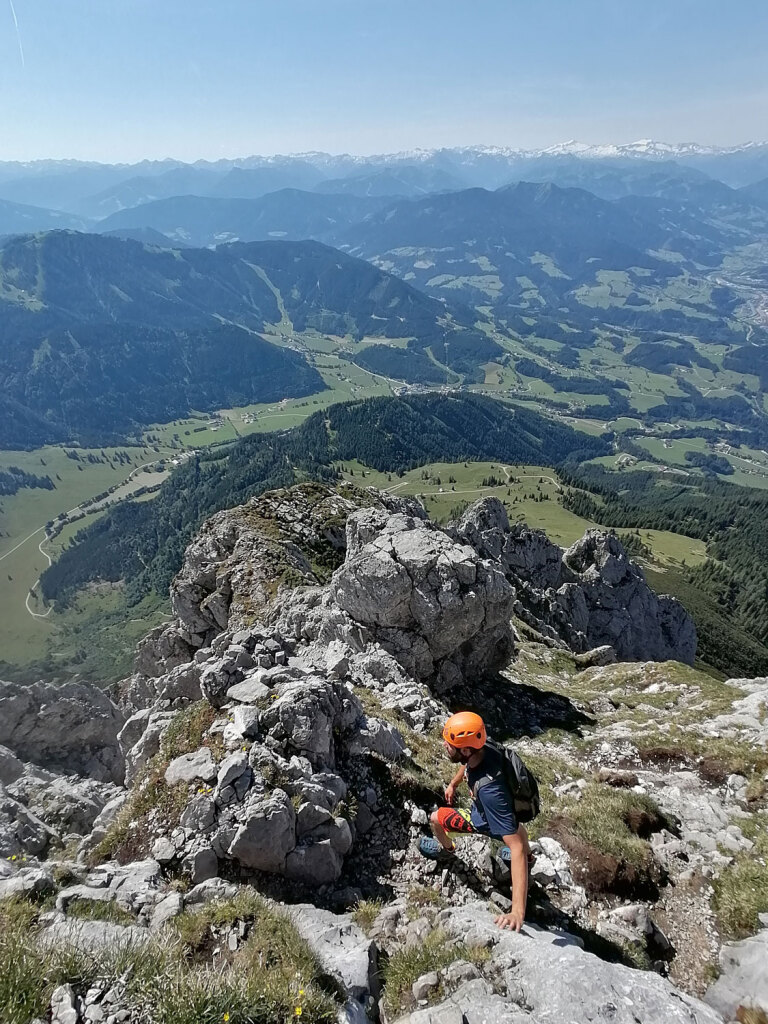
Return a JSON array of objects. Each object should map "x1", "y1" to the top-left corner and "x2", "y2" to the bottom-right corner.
[{"x1": 442, "y1": 711, "x2": 487, "y2": 750}]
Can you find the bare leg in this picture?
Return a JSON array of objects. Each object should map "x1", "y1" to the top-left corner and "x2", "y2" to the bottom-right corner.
[
  {"x1": 429, "y1": 810, "x2": 456, "y2": 851},
  {"x1": 518, "y1": 824, "x2": 531, "y2": 859}
]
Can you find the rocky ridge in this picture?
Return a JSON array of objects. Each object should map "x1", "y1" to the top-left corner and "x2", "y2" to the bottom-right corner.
[{"x1": 0, "y1": 484, "x2": 765, "y2": 1024}]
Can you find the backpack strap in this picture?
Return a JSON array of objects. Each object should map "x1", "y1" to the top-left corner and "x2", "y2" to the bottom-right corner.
[
  {"x1": 470, "y1": 741, "x2": 506, "y2": 799},
  {"x1": 471, "y1": 771, "x2": 497, "y2": 800}
]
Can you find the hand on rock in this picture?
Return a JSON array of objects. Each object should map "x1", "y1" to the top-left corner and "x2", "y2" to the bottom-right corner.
[{"x1": 495, "y1": 910, "x2": 524, "y2": 932}]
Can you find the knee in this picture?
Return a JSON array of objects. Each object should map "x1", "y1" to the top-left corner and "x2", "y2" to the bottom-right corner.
[{"x1": 430, "y1": 809, "x2": 441, "y2": 828}]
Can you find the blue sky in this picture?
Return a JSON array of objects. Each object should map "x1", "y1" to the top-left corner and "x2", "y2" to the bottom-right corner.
[{"x1": 1, "y1": 0, "x2": 766, "y2": 161}]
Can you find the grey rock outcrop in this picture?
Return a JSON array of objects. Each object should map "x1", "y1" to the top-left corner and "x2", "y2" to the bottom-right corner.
[
  {"x1": 288, "y1": 904, "x2": 379, "y2": 1020},
  {"x1": 414, "y1": 903, "x2": 722, "y2": 1024},
  {"x1": 0, "y1": 744, "x2": 24, "y2": 785},
  {"x1": 8, "y1": 767, "x2": 121, "y2": 836},
  {"x1": 560, "y1": 530, "x2": 696, "y2": 663},
  {"x1": 452, "y1": 499, "x2": 696, "y2": 664},
  {"x1": 700, "y1": 675, "x2": 768, "y2": 745},
  {"x1": 31, "y1": 479, "x2": 768, "y2": 1024},
  {"x1": 0, "y1": 786, "x2": 59, "y2": 857},
  {"x1": 42, "y1": 915, "x2": 150, "y2": 954},
  {"x1": 0, "y1": 863, "x2": 55, "y2": 900},
  {"x1": 0, "y1": 679, "x2": 125, "y2": 784},
  {"x1": 227, "y1": 789, "x2": 296, "y2": 872},
  {"x1": 164, "y1": 748, "x2": 217, "y2": 786},
  {"x1": 134, "y1": 623, "x2": 196, "y2": 678},
  {"x1": 394, "y1": 978, "x2": 529, "y2": 1024},
  {"x1": 453, "y1": 498, "x2": 563, "y2": 588},
  {"x1": 329, "y1": 510, "x2": 515, "y2": 690},
  {"x1": 706, "y1": 918, "x2": 768, "y2": 1019},
  {"x1": 120, "y1": 709, "x2": 177, "y2": 785},
  {"x1": 169, "y1": 484, "x2": 372, "y2": 647}
]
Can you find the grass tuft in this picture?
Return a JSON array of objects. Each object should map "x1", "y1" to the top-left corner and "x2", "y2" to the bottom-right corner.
[
  {"x1": 172, "y1": 890, "x2": 263, "y2": 953},
  {"x1": 67, "y1": 898, "x2": 136, "y2": 927},
  {"x1": 737, "y1": 1009, "x2": 768, "y2": 1024},
  {"x1": 559, "y1": 784, "x2": 662, "y2": 866},
  {"x1": 352, "y1": 898, "x2": 383, "y2": 934},
  {"x1": 0, "y1": 891, "x2": 339, "y2": 1024},
  {"x1": 713, "y1": 816, "x2": 768, "y2": 940},
  {"x1": 382, "y1": 928, "x2": 489, "y2": 1015}
]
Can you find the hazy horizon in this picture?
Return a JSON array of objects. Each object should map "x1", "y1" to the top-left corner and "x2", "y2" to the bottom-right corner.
[{"x1": 1, "y1": 0, "x2": 766, "y2": 163}]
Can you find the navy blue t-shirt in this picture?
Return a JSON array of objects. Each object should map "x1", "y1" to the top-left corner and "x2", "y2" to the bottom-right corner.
[{"x1": 466, "y1": 745, "x2": 518, "y2": 838}]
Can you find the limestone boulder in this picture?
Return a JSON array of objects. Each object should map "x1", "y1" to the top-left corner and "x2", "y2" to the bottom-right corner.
[
  {"x1": 429, "y1": 903, "x2": 722, "y2": 1024},
  {"x1": 285, "y1": 839, "x2": 343, "y2": 886},
  {"x1": 8, "y1": 768, "x2": 121, "y2": 836},
  {"x1": 706, "y1": 919, "x2": 768, "y2": 1019},
  {"x1": 227, "y1": 790, "x2": 296, "y2": 872},
  {"x1": 134, "y1": 623, "x2": 196, "y2": 678},
  {"x1": 0, "y1": 864, "x2": 55, "y2": 901},
  {"x1": 0, "y1": 786, "x2": 59, "y2": 857},
  {"x1": 288, "y1": 904, "x2": 379, "y2": 1017},
  {"x1": 121, "y1": 709, "x2": 177, "y2": 785},
  {"x1": 0, "y1": 679, "x2": 125, "y2": 784},
  {"x1": 164, "y1": 748, "x2": 217, "y2": 786},
  {"x1": 258, "y1": 676, "x2": 360, "y2": 768},
  {"x1": 331, "y1": 511, "x2": 515, "y2": 687},
  {"x1": 561, "y1": 531, "x2": 696, "y2": 663},
  {"x1": 349, "y1": 716, "x2": 406, "y2": 762},
  {"x1": 0, "y1": 744, "x2": 24, "y2": 786},
  {"x1": 42, "y1": 915, "x2": 150, "y2": 954}
]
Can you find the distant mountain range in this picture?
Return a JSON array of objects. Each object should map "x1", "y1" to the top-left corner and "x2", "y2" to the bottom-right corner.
[
  {"x1": 2, "y1": 140, "x2": 768, "y2": 224},
  {"x1": 97, "y1": 191, "x2": 391, "y2": 246},
  {"x1": 91, "y1": 176, "x2": 765, "y2": 346},
  {"x1": 0, "y1": 198, "x2": 88, "y2": 236},
  {"x1": 2, "y1": 140, "x2": 767, "y2": 452}
]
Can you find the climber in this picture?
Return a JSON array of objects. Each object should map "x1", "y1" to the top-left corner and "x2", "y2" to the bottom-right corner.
[{"x1": 419, "y1": 711, "x2": 534, "y2": 933}]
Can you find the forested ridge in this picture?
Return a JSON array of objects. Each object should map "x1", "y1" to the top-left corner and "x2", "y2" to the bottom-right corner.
[
  {"x1": 40, "y1": 393, "x2": 607, "y2": 604},
  {"x1": 37, "y1": 391, "x2": 768, "y2": 677},
  {"x1": 0, "y1": 232, "x2": 501, "y2": 447}
]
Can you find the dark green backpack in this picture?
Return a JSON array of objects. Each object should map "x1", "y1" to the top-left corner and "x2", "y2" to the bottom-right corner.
[{"x1": 471, "y1": 739, "x2": 541, "y2": 823}]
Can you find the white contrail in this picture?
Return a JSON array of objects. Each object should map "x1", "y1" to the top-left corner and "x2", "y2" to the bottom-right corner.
[{"x1": 8, "y1": 0, "x2": 25, "y2": 68}]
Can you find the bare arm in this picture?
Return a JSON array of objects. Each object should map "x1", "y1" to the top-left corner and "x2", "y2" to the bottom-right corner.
[
  {"x1": 495, "y1": 831, "x2": 528, "y2": 932},
  {"x1": 445, "y1": 765, "x2": 466, "y2": 804}
]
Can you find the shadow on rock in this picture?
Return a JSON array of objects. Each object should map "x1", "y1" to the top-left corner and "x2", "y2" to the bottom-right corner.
[{"x1": 448, "y1": 670, "x2": 595, "y2": 740}]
